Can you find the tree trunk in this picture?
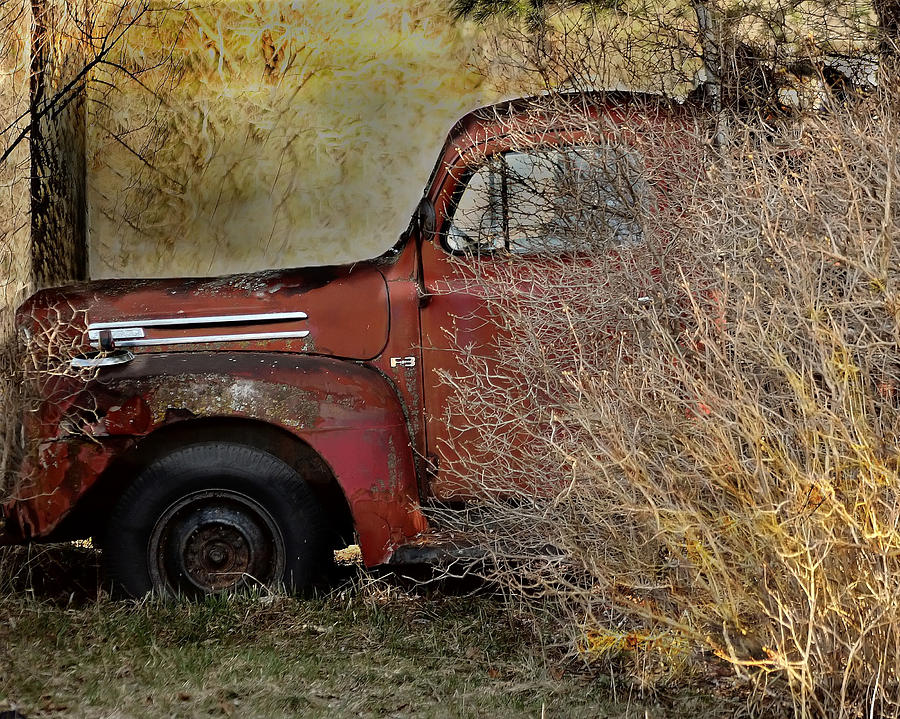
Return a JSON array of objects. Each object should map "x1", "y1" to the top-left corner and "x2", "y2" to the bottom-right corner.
[{"x1": 29, "y1": 0, "x2": 88, "y2": 288}]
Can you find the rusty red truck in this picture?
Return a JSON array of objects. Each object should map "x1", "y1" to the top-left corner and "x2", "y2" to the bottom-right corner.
[{"x1": 1, "y1": 93, "x2": 696, "y2": 596}]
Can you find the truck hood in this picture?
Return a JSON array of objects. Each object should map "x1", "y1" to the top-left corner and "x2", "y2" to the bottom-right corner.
[{"x1": 18, "y1": 264, "x2": 390, "y2": 361}]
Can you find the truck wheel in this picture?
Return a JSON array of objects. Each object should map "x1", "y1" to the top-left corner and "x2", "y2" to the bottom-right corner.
[{"x1": 103, "y1": 442, "x2": 329, "y2": 598}]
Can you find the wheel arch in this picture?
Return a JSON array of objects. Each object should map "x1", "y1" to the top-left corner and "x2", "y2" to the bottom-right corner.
[{"x1": 61, "y1": 417, "x2": 355, "y2": 551}]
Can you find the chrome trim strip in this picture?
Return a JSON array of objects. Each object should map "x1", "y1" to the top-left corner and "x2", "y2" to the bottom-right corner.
[
  {"x1": 87, "y1": 311, "x2": 308, "y2": 331},
  {"x1": 88, "y1": 327, "x2": 145, "y2": 341},
  {"x1": 111, "y1": 330, "x2": 310, "y2": 347}
]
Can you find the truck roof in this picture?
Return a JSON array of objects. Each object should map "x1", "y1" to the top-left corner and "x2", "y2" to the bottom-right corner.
[
  {"x1": 446, "y1": 90, "x2": 681, "y2": 142},
  {"x1": 426, "y1": 90, "x2": 693, "y2": 195}
]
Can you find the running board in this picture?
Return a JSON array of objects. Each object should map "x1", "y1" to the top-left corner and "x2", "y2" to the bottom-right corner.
[{"x1": 388, "y1": 538, "x2": 486, "y2": 566}]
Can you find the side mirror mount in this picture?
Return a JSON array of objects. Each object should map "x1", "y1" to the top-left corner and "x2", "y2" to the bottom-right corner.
[
  {"x1": 414, "y1": 197, "x2": 435, "y2": 307},
  {"x1": 415, "y1": 197, "x2": 436, "y2": 241}
]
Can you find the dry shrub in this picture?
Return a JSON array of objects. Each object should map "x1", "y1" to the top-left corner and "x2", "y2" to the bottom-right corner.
[
  {"x1": 469, "y1": 1, "x2": 705, "y2": 99},
  {"x1": 0, "y1": 300, "x2": 103, "y2": 504},
  {"x1": 430, "y1": 79, "x2": 900, "y2": 717},
  {"x1": 465, "y1": 0, "x2": 877, "y2": 111}
]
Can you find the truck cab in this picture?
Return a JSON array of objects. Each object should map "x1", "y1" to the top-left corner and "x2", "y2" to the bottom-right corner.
[{"x1": 0, "y1": 93, "x2": 696, "y2": 596}]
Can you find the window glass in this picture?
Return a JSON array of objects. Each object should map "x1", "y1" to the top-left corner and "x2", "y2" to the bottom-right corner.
[
  {"x1": 566, "y1": 145, "x2": 647, "y2": 248},
  {"x1": 446, "y1": 162, "x2": 504, "y2": 253},
  {"x1": 446, "y1": 144, "x2": 648, "y2": 256},
  {"x1": 504, "y1": 151, "x2": 564, "y2": 253}
]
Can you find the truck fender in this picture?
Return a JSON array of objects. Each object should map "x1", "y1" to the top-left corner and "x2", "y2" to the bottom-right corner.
[{"x1": 10, "y1": 352, "x2": 427, "y2": 566}]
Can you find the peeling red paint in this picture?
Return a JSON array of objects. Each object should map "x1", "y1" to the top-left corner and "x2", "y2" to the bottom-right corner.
[
  {"x1": 103, "y1": 395, "x2": 152, "y2": 435},
  {"x1": 9, "y1": 437, "x2": 130, "y2": 542}
]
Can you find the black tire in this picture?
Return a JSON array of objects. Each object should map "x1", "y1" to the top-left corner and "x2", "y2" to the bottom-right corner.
[{"x1": 103, "y1": 442, "x2": 329, "y2": 598}]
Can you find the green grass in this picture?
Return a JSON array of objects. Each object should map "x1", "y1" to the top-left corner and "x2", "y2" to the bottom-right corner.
[{"x1": 0, "y1": 545, "x2": 736, "y2": 718}]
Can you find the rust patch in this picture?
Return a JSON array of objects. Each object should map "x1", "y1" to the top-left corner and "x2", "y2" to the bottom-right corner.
[
  {"x1": 146, "y1": 375, "x2": 320, "y2": 430},
  {"x1": 5, "y1": 353, "x2": 425, "y2": 551},
  {"x1": 8, "y1": 437, "x2": 130, "y2": 540}
]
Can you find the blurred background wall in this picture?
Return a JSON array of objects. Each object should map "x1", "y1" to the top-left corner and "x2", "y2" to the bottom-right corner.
[{"x1": 86, "y1": 0, "x2": 501, "y2": 278}]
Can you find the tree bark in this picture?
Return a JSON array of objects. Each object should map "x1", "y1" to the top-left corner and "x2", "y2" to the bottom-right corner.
[{"x1": 29, "y1": 0, "x2": 88, "y2": 288}]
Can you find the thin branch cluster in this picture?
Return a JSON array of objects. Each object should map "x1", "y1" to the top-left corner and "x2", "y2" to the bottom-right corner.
[{"x1": 429, "y1": 80, "x2": 900, "y2": 717}]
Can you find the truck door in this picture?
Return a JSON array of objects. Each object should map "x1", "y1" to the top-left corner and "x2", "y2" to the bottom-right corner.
[{"x1": 419, "y1": 141, "x2": 650, "y2": 499}]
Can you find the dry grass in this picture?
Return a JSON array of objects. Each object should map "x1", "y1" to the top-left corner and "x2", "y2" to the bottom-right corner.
[{"x1": 0, "y1": 544, "x2": 739, "y2": 718}]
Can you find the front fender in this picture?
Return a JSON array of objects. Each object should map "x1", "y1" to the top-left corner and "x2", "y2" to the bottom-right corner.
[{"x1": 8, "y1": 352, "x2": 427, "y2": 565}]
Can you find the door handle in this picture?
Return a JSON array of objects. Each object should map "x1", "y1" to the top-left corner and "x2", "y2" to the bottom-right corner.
[{"x1": 70, "y1": 350, "x2": 135, "y2": 369}]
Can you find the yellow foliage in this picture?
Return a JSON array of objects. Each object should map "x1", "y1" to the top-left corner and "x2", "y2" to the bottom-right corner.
[{"x1": 579, "y1": 627, "x2": 692, "y2": 668}]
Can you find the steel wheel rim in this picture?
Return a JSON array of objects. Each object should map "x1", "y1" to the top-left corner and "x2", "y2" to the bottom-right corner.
[{"x1": 148, "y1": 489, "x2": 286, "y2": 596}]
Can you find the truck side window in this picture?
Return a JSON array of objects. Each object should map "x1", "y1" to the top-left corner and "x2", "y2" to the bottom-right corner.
[
  {"x1": 504, "y1": 151, "x2": 564, "y2": 254},
  {"x1": 445, "y1": 144, "x2": 648, "y2": 255},
  {"x1": 446, "y1": 161, "x2": 505, "y2": 253}
]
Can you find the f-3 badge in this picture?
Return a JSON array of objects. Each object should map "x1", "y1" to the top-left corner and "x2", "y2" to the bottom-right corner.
[{"x1": 390, "y1": 356, "x2": 416, "y2": 368}]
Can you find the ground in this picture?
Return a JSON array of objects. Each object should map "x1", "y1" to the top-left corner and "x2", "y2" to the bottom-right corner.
[{"x1": 0, "y1": 544, "x2": 739, "y2": 719}]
